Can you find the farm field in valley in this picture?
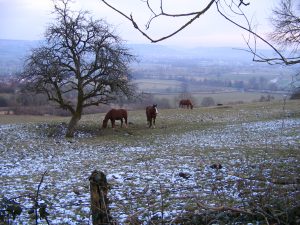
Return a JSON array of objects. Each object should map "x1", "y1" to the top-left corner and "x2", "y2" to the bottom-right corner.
[
  {"x1": 0, "y1": 100, "x2": 299, "y2": 224},
  {"x1": 152, "y1": 91, "x2": 286, "y2": 108}
]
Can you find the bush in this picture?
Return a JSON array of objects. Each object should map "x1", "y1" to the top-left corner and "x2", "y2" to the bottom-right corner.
[
  {"x1": 0, "y1": 96, "x2": 8, "y2": 107},
  {"x1": 259, "y1": 95, "x2": 275, "y2": 102},
  {"x1": 201, "y1": 97, "x2": 215, "y2": 107},
  {"x1": 0, "y1": 195, "x2": 22, "y2": 223},
  {"x1": 290, "y1": 88, "x2": 300, "y2": 99}
]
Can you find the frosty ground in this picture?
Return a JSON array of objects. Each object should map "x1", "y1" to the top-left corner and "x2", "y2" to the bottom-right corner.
[{"x1": 0, "y1": 101, "x2": 299, "y2": 224}]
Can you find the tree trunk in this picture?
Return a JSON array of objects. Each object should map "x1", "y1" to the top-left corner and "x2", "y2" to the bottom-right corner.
[
  {"x1": 66, "y1": 88, "x2": 84, "y2": 138},
  {"x1": 66, "y1": 113, "x2": 81, "y2": 138}
]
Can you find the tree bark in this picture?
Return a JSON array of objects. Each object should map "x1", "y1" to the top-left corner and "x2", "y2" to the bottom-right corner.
[{"x1": 66, "y1": 113, "x2": 81, "y2": 138}]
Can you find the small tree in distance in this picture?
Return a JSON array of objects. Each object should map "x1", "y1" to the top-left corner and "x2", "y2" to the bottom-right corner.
[
  {"x1": 201, "y1": 97, "x2": 215, "y2": 107},
  {"x1": 20, "y1": 0, "x2": 136, "y2": 137}
]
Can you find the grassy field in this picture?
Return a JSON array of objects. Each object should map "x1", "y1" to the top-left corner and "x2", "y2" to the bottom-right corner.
[
  {"x1": 153, "y1": 91, "x2": 286, "y2": 108},
  {"x1": 0, "y1": 100, "x2": 299, "y2": 224},
  {"x1": 132, "y1": 78, "x2": 289, "y2": 107}
]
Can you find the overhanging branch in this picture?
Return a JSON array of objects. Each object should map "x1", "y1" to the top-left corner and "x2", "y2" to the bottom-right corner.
[
  {"x1": 216, "y1": 1, "x2": 300, "y2": 65},
  {"x1": 101, "y1": 0, "x2": 216, "y2": 43}
]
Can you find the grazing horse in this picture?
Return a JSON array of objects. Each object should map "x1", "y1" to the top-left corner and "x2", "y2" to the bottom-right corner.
[
  {"x1": 102, "y1": 109, "x2": 128, "y2": 129},
  {"x1": 146, "y1": 104, "x2": 158, "y2": 128},
  {"x1": 179, "y1": 99, "x2": 193, "y2": 109}
]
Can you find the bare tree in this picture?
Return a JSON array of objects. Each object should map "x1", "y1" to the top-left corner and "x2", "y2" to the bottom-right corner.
[
  {"x1": 269, "y1": 0, "x2": 300, "y2": 54},
  {"x1": 100, "y1": 0, "x2": 300, "y2": 65},
  {"x1": 20, "y1": 0, "x2": 136, "y2": 137}
]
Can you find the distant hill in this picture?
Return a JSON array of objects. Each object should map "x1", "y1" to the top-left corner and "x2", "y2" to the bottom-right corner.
[
  {"x1": 0, "y1": 39, "x2": 40, "y2": 76},
  {"x1": 126, "y1": 44, "x2": 274, "y2": 64},
  {"x1": 0, "y1": 39, "x2": 277, "y2": 76}
]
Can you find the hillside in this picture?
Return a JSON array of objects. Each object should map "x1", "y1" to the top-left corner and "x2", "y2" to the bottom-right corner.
[
  {"x1": 0, "y1": 39, "x2": 296, "y2": 97},
  {"x1": 0, "y1": 39, "x2": 284, "y2": 75},
  {"x1": 1, "y1": 100, "x2": 299, "y2": 224},
  {"x1": 0, "y1": 39, "x2": 39, "y2": 75}
]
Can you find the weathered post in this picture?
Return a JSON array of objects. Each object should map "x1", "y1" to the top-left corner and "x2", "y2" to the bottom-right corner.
[{"x1": 89, "y1": 170, "x2": 112, "y2": 225}]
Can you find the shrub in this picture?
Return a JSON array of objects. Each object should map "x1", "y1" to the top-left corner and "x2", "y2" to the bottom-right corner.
[
  {"x1": 290, "y1": 88, "x2": 300, "y2": 99},
  {"x1": 201, "y1": 97, "x2": 215, "y2": 107},
  {"x1": 0, "y1": 96, "x2": 8, "y2": 107},
  {"x1": 259, "y1": 95, "x2": 275, "y2": 102}
]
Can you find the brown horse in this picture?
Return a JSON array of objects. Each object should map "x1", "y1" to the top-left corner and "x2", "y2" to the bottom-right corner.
[
  {"x1": 146, "y1": 104, "x2": 158, "y2": 128},
  {"x1": 102, "y1": 109, "x2": 128, "y2": 128},
  {"x1": 179, "y1": 99, "x2": 193, "y2": 109}
]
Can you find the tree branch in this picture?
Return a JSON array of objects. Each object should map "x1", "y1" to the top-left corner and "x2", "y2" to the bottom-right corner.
[
  {"x1": 216, "y1": 1, "x2": 300, "y2": 65},
  {"x1": 101, "y1": 0, "x2": 216, "y2": 43}
]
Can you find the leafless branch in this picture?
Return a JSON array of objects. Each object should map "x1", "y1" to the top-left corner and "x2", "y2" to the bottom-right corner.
[
  {"x1": 101, "y1": 0, "x2": 216, "y2": 43},
  {"x1": 35, "y1": 171, "x2": 48, "y2": 225},
  {"x1": 269, "y1": 0, "x2": 300, "y2": 52},
  {"x1": 101, "y1": 0, "x2": 300, "y2": 66},
  {"x1": 216, "y1": 1, "x2": 300, "y2": 65},
  {"x1": 197, "y1": 201, "x2": 255, "y2": 216}
]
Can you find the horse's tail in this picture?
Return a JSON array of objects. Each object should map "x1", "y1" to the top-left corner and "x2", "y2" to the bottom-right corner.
[{"x1": 146, "y1": 107, "x2": 150, "y2": 121}]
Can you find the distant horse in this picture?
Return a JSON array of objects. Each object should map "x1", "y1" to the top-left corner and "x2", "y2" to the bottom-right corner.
[
  {"x1": 102, "y1": 109, "x2": 128, "y2": 129},
  {"x1": 146, "y1": 104, "x2": 158, "y2": 128},
  {"x1": 179, "y1": 99, "x2": 193, "y2": 109}
]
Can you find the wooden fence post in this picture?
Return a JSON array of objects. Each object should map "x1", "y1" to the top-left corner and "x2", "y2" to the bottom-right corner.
[{"x1": 89, "y1": 170, "x2": 112, "y2": 225}]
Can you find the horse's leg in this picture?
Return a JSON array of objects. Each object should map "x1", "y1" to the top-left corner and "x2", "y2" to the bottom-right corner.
[
  {"x1": 146, "y1": 116, "x2": 150, "y2": 128},
  {"x1": 111, "y1": 119, "x2": 115, "y2": 129},
  {"x1": 125, "y1": 117, "x2": 128, "y2": 128},
  {"x1": 120, "y1": 118, "x2": 123, "y2": 128},
  {"x1": 152, "y1": 118, "x2": 156, "y2": 128}
]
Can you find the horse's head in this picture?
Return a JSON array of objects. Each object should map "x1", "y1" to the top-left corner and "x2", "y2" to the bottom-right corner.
[
  {"x1": 102, "y1": 119, "x2": 108, "y2": 128},
  {"x1": 153, "y1": 104, "x2": 158, "y2": 115}
]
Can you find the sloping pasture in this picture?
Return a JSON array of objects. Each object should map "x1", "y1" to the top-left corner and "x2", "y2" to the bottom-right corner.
[{"x1": 0, "y1": 100, "x2": 299, "y2": 224}]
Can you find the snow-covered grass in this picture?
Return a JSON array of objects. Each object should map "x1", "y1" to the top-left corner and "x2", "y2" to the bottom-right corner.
[{"x1": 0, "y1": 100, "x2": 299, "y2": 224}]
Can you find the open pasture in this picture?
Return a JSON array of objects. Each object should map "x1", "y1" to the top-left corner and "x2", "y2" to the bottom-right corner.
[
  {"x1": 153, "y1": 91, "x2": 286, "y2": 108},
  {"x1": 0, "y1": 100, "x2": 299, "y2": 224}
]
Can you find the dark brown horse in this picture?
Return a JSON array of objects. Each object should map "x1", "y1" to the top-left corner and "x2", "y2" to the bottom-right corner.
[
  {"x1": 102, "y1": 109, "x2": 128, "y2": 128},
  {"x1": 146, "y1": 104, "x2": 158, "y2": 128},
  {"x1": 179, "y1": 99, "x2": 193, "y2": 109}
]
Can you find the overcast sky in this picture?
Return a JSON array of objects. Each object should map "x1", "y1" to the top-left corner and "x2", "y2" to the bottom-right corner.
[{"x1": 0, "y1": 0, "x2": 280, "y2": 48}]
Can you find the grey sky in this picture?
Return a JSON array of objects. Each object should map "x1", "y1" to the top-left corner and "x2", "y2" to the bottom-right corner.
[{"x1": 0, "y1": 0, "x2": 279, "y2": 47}]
